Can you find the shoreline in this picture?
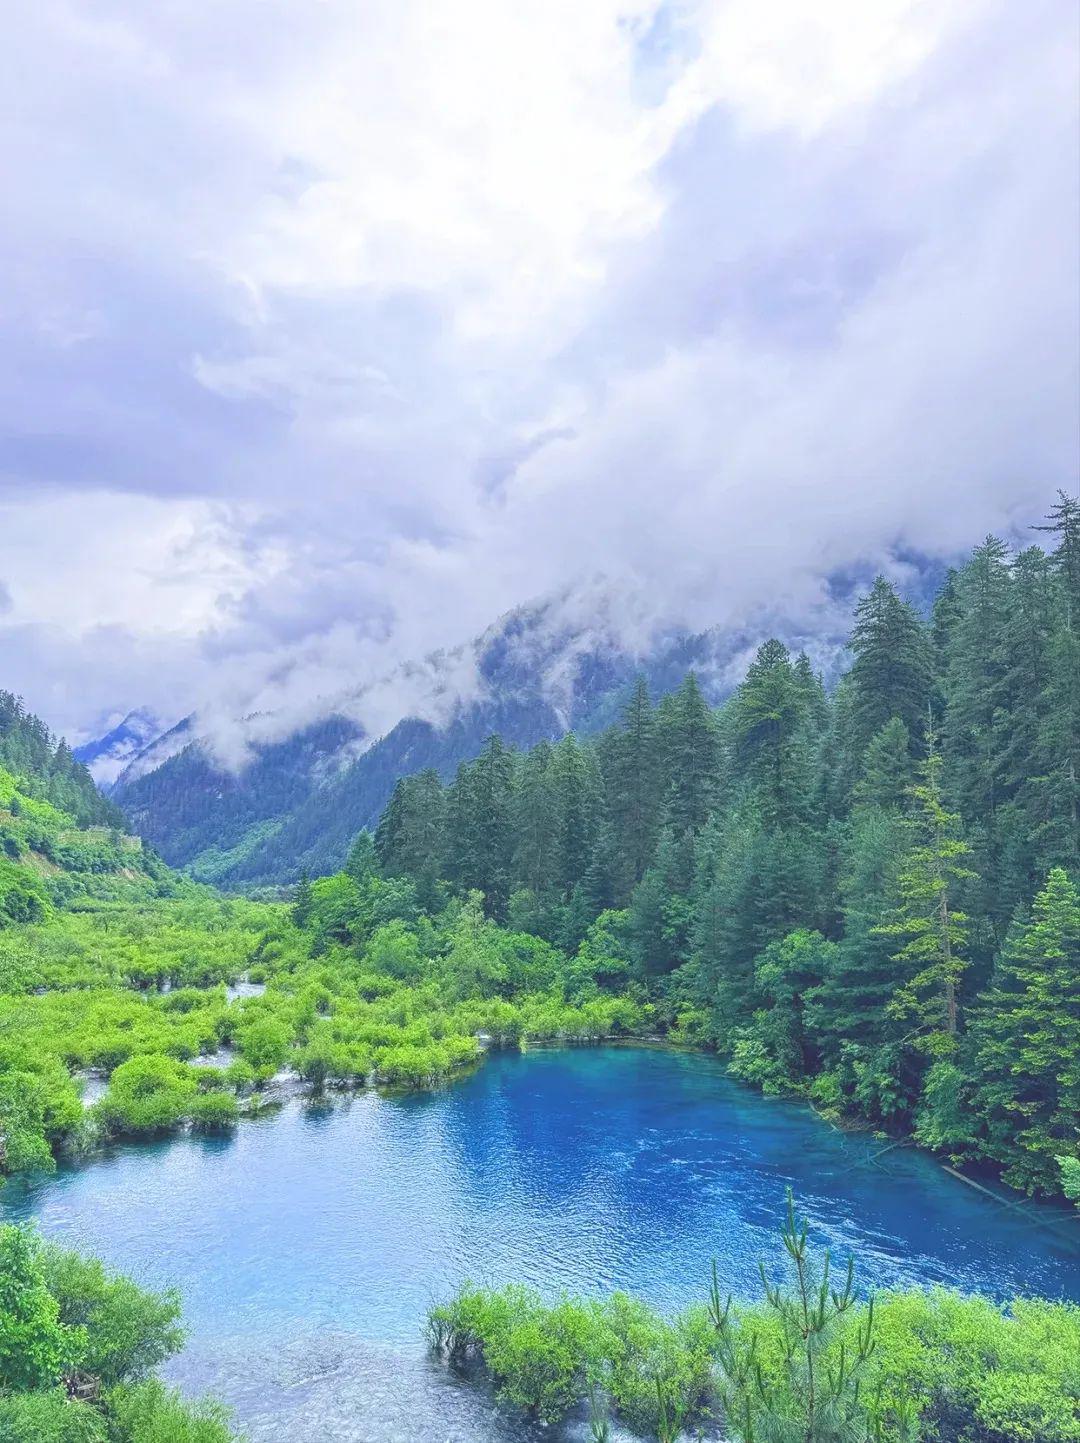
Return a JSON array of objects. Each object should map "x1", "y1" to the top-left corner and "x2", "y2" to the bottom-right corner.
[{"x1": 30, "y1": 1035, "x2": 1078, "y2": 1241}]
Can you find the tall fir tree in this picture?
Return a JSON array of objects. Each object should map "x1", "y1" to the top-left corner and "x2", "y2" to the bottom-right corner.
[
  {"x1": 604, "y1": 677, "x2": 661, "y2": 899},
  {"x1": 876, "y1": 747, "x2": 976, "y2": 1048},
  {"x1": 1029, "y1": 494, "x2": 1080, "y2": 876},
  {"x1": 970, "y1": 868, "x2": 1080, "y2": 1194},
  {"x1": 659, "y1": 672, "x2": 720, "y2": 839},
  {"x1": 511, "y1": 739, "x2": 558, "y2": 903},
  {"x1": 444, "y1": 738, "x2": 515, "y2": 919},
  {"x1": 847, "y1": 576, "x2": 931, "y2": 759}
]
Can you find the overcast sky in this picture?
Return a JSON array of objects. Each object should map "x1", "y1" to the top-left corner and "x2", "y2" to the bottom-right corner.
[{"x1": 1, "y1": 0, "x2": 1077, "y2": 745}]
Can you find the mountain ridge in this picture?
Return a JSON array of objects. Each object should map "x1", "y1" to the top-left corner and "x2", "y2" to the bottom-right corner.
[{"x1": 105, "y1": 588, "x2": 851, "y2": 888}]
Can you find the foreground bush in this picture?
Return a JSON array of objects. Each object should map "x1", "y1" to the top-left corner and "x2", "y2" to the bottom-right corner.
[
  {"x1": 428, "y1": 1193, "x2": 1080, "y2": 1441},
  {"x1": 0, "y1": 1225, "x2": 238, "y2": 1443}
]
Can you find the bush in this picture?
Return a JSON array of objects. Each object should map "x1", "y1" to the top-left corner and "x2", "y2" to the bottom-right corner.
[
  {"x1": 0, "y1": 1226, "x2": 68, "y2": 1392},
  {"x1": 187, "y1": 1092, "x2": 239, "y2": 1132},
  {"x1": 234, "y1": 1018, "x2": 290, "y2": 1076},
  {"x1": 601, "y1": 1293, "x2": 716, "y2": 1434},
  {"x1": 106, "y1": 1379, "x2": 236, "y2": 1443},
  {"x1": 0, "y1": 1226, "x2": 237, "y2": 1441},
  {"x1": 39, "y1": 1244, "x2": 184, "y2": 1389},
  {"x1": 429, "y1": 1254, "x2": 1080, "y2": 1440},
  {"x1": 0, "y1": 860, "x2": 52, "y2": 928},
  {"x1": 429, "y1": 1284, "x2": 602, "y2": 1423},
  {"x1": 95, "y1": 1056, "x2": 197, "y2": 1138},
  {"x1": 0, "y1": 1390, "x2": 106, "y2": 1443},
  {"x1": 867, "y1": 1288, "x2": 1080, "y2": 1442}
]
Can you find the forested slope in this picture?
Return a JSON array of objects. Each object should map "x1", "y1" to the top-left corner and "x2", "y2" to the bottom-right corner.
[
  {"x1": 2, "y1": 497, "x2": 1077, "y2": 1208},
  {"x1": 110, "y1": 597, "x2": 849, "y2": 887},
  {"x1": 0, "y1": 691, "x2": 122, "y2": 829},
  {"x1": 371, "y1": 495, "x2": 1080, "y2": 1197}
]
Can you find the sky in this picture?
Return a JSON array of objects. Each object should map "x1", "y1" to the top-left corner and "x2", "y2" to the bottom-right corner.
[{"x1": 1, "y1": 0, "x2": 1077, "y2": 748}]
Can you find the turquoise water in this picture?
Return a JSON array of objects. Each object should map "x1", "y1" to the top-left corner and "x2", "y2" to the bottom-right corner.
[{"x1": 4, "y1": 1047, "x2": 1078, "y2": 1441}]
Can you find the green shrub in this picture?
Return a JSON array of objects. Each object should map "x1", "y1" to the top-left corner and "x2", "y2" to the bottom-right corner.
[
  {"x1": 106, "y1": 1379, "x2": 236, "y2": 1443},
  {"x1": 430, "y1": 1252, "x2": 1080, "y2": 1440},
  {"x1": 187, "y1": 1092, "x2": 239, "y2": 1132},
  {"x1": 39, "y1": 1243, "x2": 183, "y2": 1388},
  {"x1": 95, "y1": 1056, "x2": 197, "y2": 1137},
  {"x1": 0, "y1": 1227, "x2": 69, "y2": 1392},
  {"x1": 0, "y1": 1390, "x2": 106, "y2": 1443}
]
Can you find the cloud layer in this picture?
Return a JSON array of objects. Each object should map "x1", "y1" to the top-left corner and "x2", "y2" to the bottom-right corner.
[{"x1": 1, "y1": 0, "x2": 1076, "y2": 745}]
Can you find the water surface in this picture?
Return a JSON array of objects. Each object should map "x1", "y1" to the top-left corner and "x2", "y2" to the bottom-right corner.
[{"x1": 5, "y1": 1047, "x2": 1078, "y2": 1441}]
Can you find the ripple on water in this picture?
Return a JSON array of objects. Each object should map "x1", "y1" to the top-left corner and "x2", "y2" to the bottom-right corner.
[{"x1": 4, "y1": 1047, "x2": 1078, "y2": 1443}]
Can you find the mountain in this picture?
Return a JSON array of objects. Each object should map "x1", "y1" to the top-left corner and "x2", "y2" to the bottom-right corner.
[
  {"x1": 108, "y1": 589, "x2": 850, "y2": 890},
  {"x1": 0, "y1": 689, "x2": 169, "y2": 920},
  {"x1": 1, "y1": 689, "x2": 123, "y2": 829},
  {"x1": 73, "y1": 709, "x2": 168, "y2": 788}
]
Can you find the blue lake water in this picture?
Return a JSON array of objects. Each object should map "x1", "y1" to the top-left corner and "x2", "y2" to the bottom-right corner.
[{"x1": 4, "y1": 1047, "x2": 1079, "y2": 1441}]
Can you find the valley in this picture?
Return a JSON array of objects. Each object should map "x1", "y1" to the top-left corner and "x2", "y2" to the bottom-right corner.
[{"x1": 0, "y1": 501, "x2": 1078, "y2": 1440}]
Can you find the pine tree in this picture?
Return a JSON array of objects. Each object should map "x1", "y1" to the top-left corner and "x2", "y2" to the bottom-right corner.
[
  {"x1": 1028, "y1": 495, "x2": 1080, "y2": 876},
  {"x1": 604, "y1": 677, "x2": 661, "y2": 899},
  {"x1": 511, "y1": 739, "x2": 558, "y2": 902},
  {"x1": 1030, "y1": 624, "x2": 1080, "y2": 876},
  {"x1": 552, "y1": 734, "x2": 600, "y2": 899},
  {"x1": 852, "y1": 718, "x2": 914, "y2": 812},
  {"x1": 970, "y1": 868, "x2": 1080, "y2": 1194},
  {"x1": 810, "y1": 806, "x2": 910, "y2": 1070},
  {"x1": 876, "y1": 747, "x2": 976, "y2": 1049},
  {"x1": 940, "y1": 537, "x2": 1013, "y2": 841},
  {"x1": 993, "y1": 547, "x2": 1058, "y2": 916},
  {"x1": 345, "y1": 829, "x2": 378, "y2": 883},
  {"x1": 374, "y1": 769, "x2": 446, "y2": 908},
  {"x1": 578, "y1": 820, "x2": 618, "y2": 920},
  {"x1": 628, "y1": 830, "x2": 691, "y2": 979},
  {"x1": 659, "y1": 672, "x2": 719, "y2": 838},
  {"x1": 730, "y1": 640, "x2": 817, "y2": 830},
  {"x1": 848, "y1": 576, "x2": 931, "y2": 757},
  {"x1": 444, "y1": 738, "x2": 515, "y2": 919},
  {"x1": 292, "y1": 870, "x2": 314, "y2": 929},
  {"x1": 710, "y1": 1192, "x2": 885, "y2": 1443},
  {"x1": 1034, "y1": 489, "x2": 1080, "y2": 625}
]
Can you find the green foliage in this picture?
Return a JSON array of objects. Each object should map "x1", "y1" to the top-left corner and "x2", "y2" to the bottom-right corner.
[
  {"x1": 0, "y1": 860, "x2": 52, "y2": 928},
  {"x1": 0, "y1": 1390, "x2": 106, "y2": 1443},
  {"x1": 427, "y1": 1283, "x2": 715, "y2": 1430},
  {"x1": 847, "y1": 577, "x2": 932, "y2": 756},
  {"x1": 970, "y1": 867, "x2": 1080, "y2": 1192},
  {"x1": 728, "y1": 930, "x2": 837, "y2": 1095},
  {"x1": 0, "y1": 1225, "x2": 237, "y2": 1441},
  {"x1": 710, "y1": 1190, "x2": 883, "y2": 1442},
  {"x1": 875, "y1": 746, "x2": 976, "y2": 1050},
  {"x1": 38, "y1": 1243, "x2": 184, "y2": 1388},
  {"x1": 0, "y1": 695, "x2": 120, "y2": 830},
  {"x1": 0, "y1": 1227, "x2": 68, "y2": 1392},
  {"x1": 430, "y1": 1196, "x2": 1080, "y2": 1441},
  {"x1": 105, "y1": 1380, "x2": 236, "y2": 1443},
  {"x1": 1059, "y1": 1154, "x2": 1080, "y2": 1208},
  {"x1": 96, "y1": 1056, "x2": 199, "y2": 1138}
]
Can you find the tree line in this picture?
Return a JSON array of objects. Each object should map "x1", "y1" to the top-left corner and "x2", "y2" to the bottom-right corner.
[
  {"x1": 0, "y1": 691, "x2": 121, "y2": 830},
  {"x1": 372, "y1": 495, "x2": 1080, "y2": 1196}
]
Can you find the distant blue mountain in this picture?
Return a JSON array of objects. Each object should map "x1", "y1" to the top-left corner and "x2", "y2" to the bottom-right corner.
[{"x1": 73, "y1": 709, "x2": 169, "y2": 788}]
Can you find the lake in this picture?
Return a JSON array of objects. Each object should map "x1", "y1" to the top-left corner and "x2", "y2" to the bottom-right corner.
[{"x1": 4, "y1": 1046, "x2": 1078, "y2": 1441}]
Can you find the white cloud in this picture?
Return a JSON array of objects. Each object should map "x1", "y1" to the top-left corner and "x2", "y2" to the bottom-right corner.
[
  {"x1": 0, "y1": 492, "x2": 281, "y2": 638},
  {"x1": 0, "y1": 0, "x2": 1075, "y2": 751}
]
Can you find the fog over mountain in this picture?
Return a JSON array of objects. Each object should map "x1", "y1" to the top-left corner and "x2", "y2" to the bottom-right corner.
[
  {"x1": 0, "y1": 1, "x2": 1076, "y2": 758},
  {"x1": 101, "y1": 576, "x2": 857, "y2": 884},
  {"x1": 73, "y1": 709, "x2": 171, "y2": 788}
]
